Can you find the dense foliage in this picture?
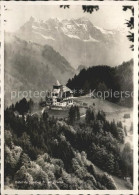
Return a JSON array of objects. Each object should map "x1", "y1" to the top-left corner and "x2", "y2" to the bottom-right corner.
[
  {"x1": 5, "y1": 101, "x2": 133, "y2": 189},
  {"x1": 67, "y1": 59, "x2": 133, "y2": 106}
]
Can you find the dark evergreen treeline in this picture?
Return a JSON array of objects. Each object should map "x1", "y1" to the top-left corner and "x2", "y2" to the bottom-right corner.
[
  {"x1": 67, "y1": 59, "x2": 133, "y2": 106},
  {"x1": 68, "y1": 105, "x2": 80, "y2": 125},
  {"x1": 5, "y1": 102, "x2": 133, "y2": 189},
  {"x1": 11, "y1": 98, "x2": 34, "y2": 115}
]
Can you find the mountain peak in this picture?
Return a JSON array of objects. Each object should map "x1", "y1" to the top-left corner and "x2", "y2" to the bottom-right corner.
[
  {"x1": 47, "y1": 17, "x2": 60, "y2": 22},
  {"x1": 75, "y1": 17, "x2": 92, "y2": 24},
  {"x1": 16, "y1": 16, "x2": 132, "y2": 69},
  {"x1": 78, "y1": 17, "x2": 89, "y2": 22}
]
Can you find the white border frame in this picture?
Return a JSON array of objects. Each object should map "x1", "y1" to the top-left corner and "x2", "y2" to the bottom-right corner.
[{"x1": 1, "y1": 1, "x2": 138, "y2": 194}]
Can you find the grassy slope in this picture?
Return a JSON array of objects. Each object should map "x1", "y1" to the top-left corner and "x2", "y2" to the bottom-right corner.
[{"x1": 94, "y1": 165, "x2": 130, "y2": 190}]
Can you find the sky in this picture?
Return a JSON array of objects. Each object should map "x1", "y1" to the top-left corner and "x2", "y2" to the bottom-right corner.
[{"x1": 4, "y1": 4, "x2": 132, "y2": 32}]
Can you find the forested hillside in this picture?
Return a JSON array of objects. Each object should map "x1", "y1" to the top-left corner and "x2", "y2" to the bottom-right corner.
[
  {"x1": 5, "y1": 33, "x2": 74, "y2": 105},
  {"x1": 67, "y1": 59, "x2": 133, "y2": 106},
  {"x1": 5, "y1": 102, "x2": 133, "y2": 190}
]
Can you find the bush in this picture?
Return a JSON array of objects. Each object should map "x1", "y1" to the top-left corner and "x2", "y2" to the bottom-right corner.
[{"x1": 101, "y1": 173, "x2": 117, "y2": 189}]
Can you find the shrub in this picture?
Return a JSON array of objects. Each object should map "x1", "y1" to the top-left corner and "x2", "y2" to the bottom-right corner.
[{"x1": 101, "y1": 173, "x2": 117, "y2": 189}]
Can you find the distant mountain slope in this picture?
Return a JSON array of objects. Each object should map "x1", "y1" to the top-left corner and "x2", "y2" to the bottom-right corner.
[
  {"x1": 5, "y1": 33, "x2": 74, "y2": 105},
  {"x1": 15, "y1": 17, "x2": 132, "y2": 68},
  {"x1": 76, "y1": 65, "x2": 86, "y2": 75},
  {"x1": 67, "y1": 59, "x2": 133, "y2": 107}
]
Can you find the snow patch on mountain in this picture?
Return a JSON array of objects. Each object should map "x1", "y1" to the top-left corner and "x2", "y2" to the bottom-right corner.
[
  {"x1": 33, "y1": 31, "x2": 55, "y2": 40},
  {"x1": 61, "y1": 25, "x2": 76, "y2": 34},
  {"x1": 66, "y1": 34, "x2": 80, "y2": 40},
  {"x1": 32, "y1": 25, "x2": 49, "y2": 31},
  {"x1": 80, "y1": 24, "x2": 88, "y2": 31},
  {"x1": 73, "y1": 21, "x2": 88, "y2": 31},
  {"x1": 84, "y1": 35, "x2": 99, "y2": 42},
  {"x1": 32, "y1": 25, "x2": 39, "y2": 30},
  {"x1": 95, "y1": 26, "x2": 113, "y2": 35}
]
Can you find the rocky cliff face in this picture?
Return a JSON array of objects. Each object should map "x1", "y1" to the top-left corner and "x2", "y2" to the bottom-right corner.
[{"x1": 15, "y1": 17, "x2": 132, "y2": 68}]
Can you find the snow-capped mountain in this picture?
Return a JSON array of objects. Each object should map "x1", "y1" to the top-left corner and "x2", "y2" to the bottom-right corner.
[{"x1": 15, "y1": 17, "x2": 132, "y2": 68}]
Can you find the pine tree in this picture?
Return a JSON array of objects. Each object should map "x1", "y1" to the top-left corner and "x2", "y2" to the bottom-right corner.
[
  {"x1": 85, "y1": 108, "x2": 95, "y2": 123},
  {"x1": 68, "y1": 106, "x2": 76, "y2": 125},
  {"x1": 76, "y1": 106, "x2": 80, "y2": 121},
  {"x1": 28, "y1": 98, "x2": 34, "y2": 113},
  {"x1": 97, "y1": 111, "x2": 106, "y2": 121}
]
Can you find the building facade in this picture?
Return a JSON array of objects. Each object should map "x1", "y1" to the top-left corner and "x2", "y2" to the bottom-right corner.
[{"x1": 51, "y1": 80, "x2": 73, "y2": 107}]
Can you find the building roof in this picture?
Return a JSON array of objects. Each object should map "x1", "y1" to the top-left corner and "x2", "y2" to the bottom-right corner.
[
  {"x1": 52, "y1": 80, "x2": 73, "y2": 95},
  {"x1": 61, "y1": 86, "x2": 73, "y2": 93},
  {"x1": 54, "y1": 80, "x2": 61, "y2": 86}
]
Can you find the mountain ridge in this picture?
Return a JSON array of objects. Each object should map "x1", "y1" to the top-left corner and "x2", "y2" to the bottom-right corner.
[
  {"x1": 5, "y1": 33, "x2": 75, "y2": 105},
  {"x1": 14, "y1": 17, "x2": 132, "y2": 69}
]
